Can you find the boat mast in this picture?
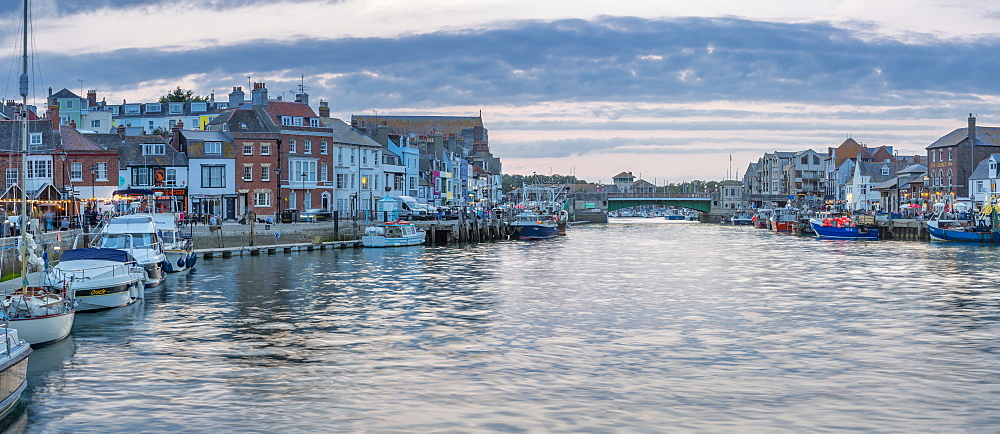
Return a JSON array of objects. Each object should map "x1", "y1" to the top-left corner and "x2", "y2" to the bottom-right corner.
[{"x1": 18, "y1": 0, "x2": 29, "y2": 287}]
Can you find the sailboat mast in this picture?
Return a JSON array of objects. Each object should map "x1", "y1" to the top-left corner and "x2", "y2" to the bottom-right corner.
[{"x1": 18, "y1": 0, "x2": 29, "y2": 284}]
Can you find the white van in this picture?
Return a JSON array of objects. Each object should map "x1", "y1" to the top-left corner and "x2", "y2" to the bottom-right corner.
[{"x1": 391, "y1": 196, "x2": 429, "y2": 220}]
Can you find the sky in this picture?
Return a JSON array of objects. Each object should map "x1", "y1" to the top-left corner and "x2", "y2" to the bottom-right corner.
[{"x1": 1, "y1": 0, "x2": 1000, "y2": 184}]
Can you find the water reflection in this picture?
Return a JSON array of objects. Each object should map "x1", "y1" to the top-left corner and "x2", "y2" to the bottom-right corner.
[{"x1": 15, "y1": 221, "x2": 1000, "y2": 431}]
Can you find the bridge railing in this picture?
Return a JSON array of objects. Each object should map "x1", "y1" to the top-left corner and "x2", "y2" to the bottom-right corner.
[{"x1": 607, "y1": 192, "x2": 711, "y2": 199}]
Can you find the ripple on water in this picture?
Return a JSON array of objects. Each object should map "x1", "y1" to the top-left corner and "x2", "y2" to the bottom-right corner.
[{"x1": 17, "y1": 221, "x2": 1000, "y2": 431}]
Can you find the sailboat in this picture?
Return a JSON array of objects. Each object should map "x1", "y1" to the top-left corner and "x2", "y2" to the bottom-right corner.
[{"x1": 0, "y1": 0, "x2": 76, "y2": 345}]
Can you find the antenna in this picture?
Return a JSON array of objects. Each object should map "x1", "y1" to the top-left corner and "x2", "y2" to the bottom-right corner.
[{"x1": 298, "y1": 74, "x2": 309, "y2": 94}]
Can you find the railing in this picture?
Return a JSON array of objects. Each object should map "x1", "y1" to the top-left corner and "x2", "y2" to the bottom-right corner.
[{"x1": 607, "y1": 193, "x2": 711, "y2": 199}]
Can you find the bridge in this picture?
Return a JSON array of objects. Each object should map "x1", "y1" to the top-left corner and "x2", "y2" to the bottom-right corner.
[{"x1": 606, "y1": 193, "x2": 713, "y2": 212}]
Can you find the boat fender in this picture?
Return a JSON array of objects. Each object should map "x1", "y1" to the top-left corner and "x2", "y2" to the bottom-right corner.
[
  {"x1": 177, "y1": 258, "x2": 185, "y2": 269},
  {"x1": 162, "y1": 260, "x2": 173, "y2": 273},
  {"x1": 186, "y1": 254, "x2": 196, "y2": 269}
]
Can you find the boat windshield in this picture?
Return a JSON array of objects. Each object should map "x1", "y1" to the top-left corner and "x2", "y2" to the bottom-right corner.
[{"x1": 101, "y1": 233, "x2": 156, "y2": 249}]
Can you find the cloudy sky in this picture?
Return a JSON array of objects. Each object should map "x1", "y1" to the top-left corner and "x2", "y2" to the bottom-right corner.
[{"x1": 1, "y1": 0, "x2": 999, "y2": 183}]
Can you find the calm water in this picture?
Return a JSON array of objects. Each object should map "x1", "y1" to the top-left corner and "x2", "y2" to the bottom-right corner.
[{"x1": 10, "y1": 219, "x2": 1000, "y2": 431}]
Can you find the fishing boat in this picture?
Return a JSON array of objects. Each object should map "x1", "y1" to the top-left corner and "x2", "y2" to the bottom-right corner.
[
  {"x1": 510, "y1": 211, "x2": 560, "y2": 240},
  {"x1": 751, "y1": 209, "x2": 772, "y2": 229},
  {"x1": 93, "y1": 214, "x2": 167, "y2": 286},
  {"x1": 53, "y1": 247, "x2": 145, "y2": 312},
  {"x1": 809, "y1": 214, "x2": 880, "y2": 240},
  {"x1": 927, "y1": 196, "x2": 1000, "y2": 243},
  {"x1": 0, "y1": 0, "x2": 76, "y2": 346},
  {"x1": 361, "y1": 221, "x2": 426, "y2": 247},
  {"x1": 731, "y1": 210, "x2": 753, "y2": 225},
  {"x1": 769, "y1": 207, "x2": 799, "y2": 232},
  {"x1": 0, "y1": 326, "x2": 30, "y2": 419},
  {"x1": 151, "y1": 213, "x2": 196, "y2": 273}
]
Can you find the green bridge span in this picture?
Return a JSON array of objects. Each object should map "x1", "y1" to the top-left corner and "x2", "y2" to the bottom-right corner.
[{"x1": 606, "y1": 194, "x2": 713, "y2": 213}]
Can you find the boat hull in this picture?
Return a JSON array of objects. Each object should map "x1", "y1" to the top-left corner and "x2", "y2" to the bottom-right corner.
[
  {"x1": 74, "y1": 281, "x2": 140, "y2": 312},
  {"x1": 164, "y1": 250, "x2": 196, "y2": 273},
  {"x1": 731, "y1": 218, "x2": 753, "y2": 226},
  {"x1": 8, "y1": 311, "x2": 74, "y2": 346},
  {"x1": 770, "y1": 221, "x2": 795, "y2": 232},
  {"x1": 513, "y1": 224, "x2": 559, "y2": 240},
  {"x1": 0, "y1": 329, "x2": 30, "y2": 420},
  {"x1": 809, "y1": 219, "x2": 880, "y2": 240},
  {"x1": 927, "y1": 221, "x2": 1000, "y2": 242},
  {"x1": 361, "y1": 234, "x2": 426, "y2": 248}
]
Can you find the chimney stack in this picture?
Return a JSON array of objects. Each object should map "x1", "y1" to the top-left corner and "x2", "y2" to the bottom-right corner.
[
  {"x1": 251, "y1": 82, "x2": 268, "y2": 107},
  {"x1": 87, "y1": 90, "x2": 97, "y2": 107},
  {"x1": 117, "y1": 124, "x2": 126, "y2": 137},
  {"x1": 69, "y1": 120, "x2": 77, "y2": 130},
  {"x1": 376, "y1": 124, "x2": 388, "y2": 146},
  {"x1": 229, "y1": 86, "x2": 245, "y2": 108},
  {"x1": 318, "y1": 101, "x2": 330, "y2": 118},
  {"x1": 295, "y1": 93, "x2": 309, "y2": 106},
  {"x1": 48, "y1": 103, "x2": 60, "y2": 132}
]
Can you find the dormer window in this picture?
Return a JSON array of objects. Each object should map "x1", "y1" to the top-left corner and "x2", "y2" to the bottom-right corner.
[
  {"x1": 293, "y1": 117, "x2": 303, "y2": 126},
  {"x1": 281, "y1": 116, "x2": 292, "y2": 126},
  {"x1": 124, "y1": 104, "x2": 141, "y2": 115},
  {"x1": 143, "y1": 143, "x2": 165, "y2": 155},
  {"x1": 881, "y1": 166, "x2": 889, "y2": 176},
  {"x1": 309, "y1": 118, "x2": 319, "y2": 127},
  {"x1": 205, "y1": 141, "x2": 222, "y2": 154},
  {"x1": 146, "y1": 103, "x2": 161, "y2": 113},
  {"x1": 29, "y1": 133, "x2": 42, "y2": 146},
  {"x1": 169, "y1": 103, "x2": 184, "y2": 114},
  {"x1": 191, "y1": 102, "x2": 207, "y2": 113}
]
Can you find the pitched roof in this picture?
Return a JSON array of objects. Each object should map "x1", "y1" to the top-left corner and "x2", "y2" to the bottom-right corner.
[
  {"x1": 351, "y1": 115, "x2": 482, "y2": 137},
  {"x1": 60, "y1": 126, "x2": 107, "y2": 151},
  {"x1": 927, "y1": 126, "x2": 1000, "y2": 149},
  {"x1": 612, "y1": 171, "x2": 633, "y2": 179},
  {"x1": 0, "y1": 119, "x2": 60, "y2": 152},
  {"x1": 971, "y1": 159, "x2": 991, "y2": 180},
  {"x1": 319, "y1": 118, "x2": 381, "y2": 148},
  {"x1": 856, "y1": 161, "x2": 895, "y2": 183},
  {"x1": 49, "y1": 88, "x2": 81, "y2": 100},
  {"x1": 90, "y1": 133, "x2": 185, "y2": 167},
  {"x1": 261, "y1": 101, "x2": 318, "y2": 121}
]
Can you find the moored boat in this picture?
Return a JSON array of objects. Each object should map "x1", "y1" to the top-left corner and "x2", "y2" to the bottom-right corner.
[
  {"x1": 54, "y1": 248, "x2": 145, "y2": 312},
  {"x1": 809, "y1": 214, "x2": 879, "y2": 240},
  {"x1": 151, "y1": 213, "x2": 196, "y2": 273},
  {"x1": 511, "y1": 211, "x2": 559, "y2": 240},
  {"x1": 361, "y1": 221, "x2": 426, "y2": 247},
  {"x1": 731, "y1": 210, "x2": 753, "y2": 225},
  {"x1": 927, "y1": 220, "x2": 1000, "y2": 243},
  {"x1": 93, "y1": 214, "x2": 167, "y2": 286},
  {"x1": 0, "y1": 327, "x2": 31, "y2": 420},
  {"x1": 751, "y1": 209, "x2": 772, "y2": 229},
  {"x1": 769, "y1": 207, "x2": 799, "y2": 232}
]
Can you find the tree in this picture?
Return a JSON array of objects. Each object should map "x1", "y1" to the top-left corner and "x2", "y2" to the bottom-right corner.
[{"x1": 158, "y1": 86, "x2": 206, "y2": 103}]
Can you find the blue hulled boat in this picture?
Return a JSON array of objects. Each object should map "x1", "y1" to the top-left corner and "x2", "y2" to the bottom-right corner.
[
  {"x1": 927, "y1": 220, "x2": 1000, "y2": 243},
  {"x1": 511, "y1": 212, "x2": 559, "y2": 240},
  {"x1": 809, "y1": 218, "x2": 880, "y2": 240}
]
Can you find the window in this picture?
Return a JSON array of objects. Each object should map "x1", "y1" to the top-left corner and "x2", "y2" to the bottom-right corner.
[
  {"x1": 289, "y1": 140, "x2": 296, "y2": 153},
  {"x1": 133, "y1": 167, "x2": 152, "y2": 186},
  {"x1": 261, "y1": 143, "x2": 271, "y2": 155},
  {"x1": 261, "y1": 165, "x2": 270, "y2": 182},
  {"x1": 978, "y1": 181, "x2": 985, "y2": 193},
  {"x1": 205, "y1": 141, "x2": 222, "y2": 154},
  {"x1": 931, "y1": 152, "x2": 936, "y2": 163},
  {"x1": 320, "y1": 164, "x2": 328, "y2": 182},
  {"x1": 293, "y1": 117, "x2": 303, "y2": 126},
  {"x1": 881, "y1": 166, "x2": 889, "y2": 176},
  {"x1": 304, "y1": 140, "x2": 312, "y2": 154},
  {"x1": 169, "y1": 103, "x2": 184, "y2": 114},
  {"x1": 243, "y1": 143, "x2": 253, "y2": 155},
  {"x1": 350, "y1": 151, "x2": 355, "y2": 164},
  {"x1": 362, "y1": 150, "x2": 368, "y2": 165},
  {"x1": 281, "y1": 116, "x2": 292, "y2": 126},
  {"x1": 65, "y1": 100, "x2": 74, "y2": 109},
  {"x1": 801, "y1": 156, "x2": 808, "y2": 164},
  {"x1": 201, "y1": 165, "x2": 225, "y2": 188},
  {"x1": 143, "y1": 143, "x2": 165, "y2": 155},
  {"x1": 29, "y1": 133, "x2": 42, "y2": 146},
  {"x1": 91, "y1": 120, "x2": 101, "y2": 128},
  {"x1": 309, "y1": 118, "x2": 319, "y2": 127},
  {"x1": 320, "y1": 141, "x2": 328, "y2": 155},
  {"x1": 5, "y1": 168, "x2": 16, "y2": 188},
  {"x1": 337, "y1": 148, "x2": 343, "y2": 165},
  {"x1": 27, "y1": 160, "x2": 52, "y2": 179},
  {"x1": 394, "y1": 175, "x2": 404, "y2": 191},
  {"x1": 95, "y1": 162, "x2": 108, "y2": 180},
  {"x1": 124, "y1": 104, "x2": 140, "y2": 114},
  {"x1": 191, "y1": 102, "x2": 207, "y2": 113},
  {"x1": 70, "y1": 162, "x2": 83, "y2": 181},
  {"x1": 243, "y1": 165, "x2": 253, "y2": 182},
  {"x1": 948, "y1": 149, "x2": 952, "y2": 161},
  {"x1": 145, "y1": 103, "x2": 161, "y2": 113},
  {"x1": 165, "y1": 168, "x2": 176, "y2": 186},
  {"x1": 336, "y1": 173, "x2": 346, "y2": 189},
  {"x1": 254, "y1": 192, "x2": 271, "y2": 207},
  {"x1": 290, "y1": 160, "x2": 316, "y2": 182}
]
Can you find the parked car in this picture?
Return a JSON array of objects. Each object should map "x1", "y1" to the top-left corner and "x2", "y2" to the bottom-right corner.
[
  {"x1": 299, "y1": 208, "x2": 333, "y2": 222},
  {"x1": 389, "y1": 196, "x2": 429, "y2": 220}
]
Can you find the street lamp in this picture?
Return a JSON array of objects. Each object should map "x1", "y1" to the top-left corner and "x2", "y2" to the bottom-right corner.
[
  {"x1": 301, "y1": 172, "x2": 307, "y2": 209},
  {"x1": 89, "y1": 166, "x2": 97, "y2": 200}
]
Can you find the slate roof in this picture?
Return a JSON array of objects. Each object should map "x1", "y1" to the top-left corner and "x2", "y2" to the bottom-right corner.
[
  {"x1": 49, "y1": 88, "x2": 81, "y2": 100},
  {"x1": 212, "y1": 108, "x2": 276, "y2": 134},
  {"x1": 182, "y1": 130, "x2": 231, "y2": 142},
  {"x1": 0, "y1": 119, "x2": 60, "y2": 153},
  {"x1": 856, "y1": 162, "x2": 895, "y2": 183},
  {"x1": 970, "y1": 159, "x2": 991, "y2": 180},
  {"x1": 60, "y1": 126, "x2": 108, "y2": 152},
  {"x1": 88, "y1": 133, "x2": 186, "y2": 167},
  {"x1": 896, "y1": 164, "x2": 927, "y2": 175},
  {"x1": 261, "y1": 101, "x2": 318, "y2": 122},
  {"x1": 612, "y1": 171, "x2": 633, "y2": 179},
  {"x1": 320, "y1": 118, "x2": 381, "y2": 148},
  {"x1": 351, "y1": 115, "x2": 482, "y2": 137},
  {"x1": 927, "y1": 126, "x2": 1000, "y2": 149}
]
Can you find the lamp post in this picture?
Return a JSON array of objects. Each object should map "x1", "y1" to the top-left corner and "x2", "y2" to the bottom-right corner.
[
  {"x1": 89, "y1": 165, "x2": 97, "y2": 201},
  {"x1": 274, "y1": 166, "x2": 282, "y2": 220},
  {"x1": 301, "y1": 172, "x2": 307, "y2": 210}
]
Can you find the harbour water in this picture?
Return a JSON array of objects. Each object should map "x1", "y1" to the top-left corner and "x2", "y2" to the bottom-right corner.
[{"x1": 12, "y1": 219, "x2": 1000, "y2": 431}]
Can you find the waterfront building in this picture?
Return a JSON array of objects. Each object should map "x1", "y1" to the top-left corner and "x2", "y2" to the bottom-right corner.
[
  {"x1": 968, "y1": 155, "x2": 1000, "y2": 208},
  {"x1": 176, "y1": 129, "x2": 236, "y2": 219},
  {"x1": 871, "y1": 163, "x2": 927, "y2": 213},
  {"x1": 87, "y1": 125, "x2": 188, "y2": 212},
  {"x1": 785, "y1": 149, "x2": 825, "y2": 208},
  {"x1": 716, "y1": 179, "x2": 744, "y2": 211},
  {"x1": 925, "y1": 114, "x2": 1000, "y2": 205},
  {"x1": 320, "y1": 116, "x2": 384, "y2": 217},
  {"x1": 611, "y1": 172, "x2": 635, "y2": 193},
  {"x1": 110, "y1": 95, "x2": 229, "y2": 133},
  {"x1": 207, "y1": 107, "x2": 281, "y2": 218},
  {"x1": 846, "y1": 161, "x2": 895, "y2": 211}
]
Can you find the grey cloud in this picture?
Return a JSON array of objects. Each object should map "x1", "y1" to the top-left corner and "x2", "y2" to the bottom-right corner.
[{"x1": 20, "y1": 16, "x2": 1000, "y2": 118}]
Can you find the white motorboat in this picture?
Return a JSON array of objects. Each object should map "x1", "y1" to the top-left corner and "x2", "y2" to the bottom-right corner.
[
  {"x1": 93, "y1": 214, "x2": 167, "y2": 286},
  {"x1": 54, "y1": 248, "x2": 145, "y2": 312},
  {"x1": 362, "y1": 221, "x2": 426, "y2": 247},
  {"x1": 151, "y1": 213, "x2": 196, "y2": 273},
  {"x1": 0, "y1": 327, "x2": 31, "y2": 419}
]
